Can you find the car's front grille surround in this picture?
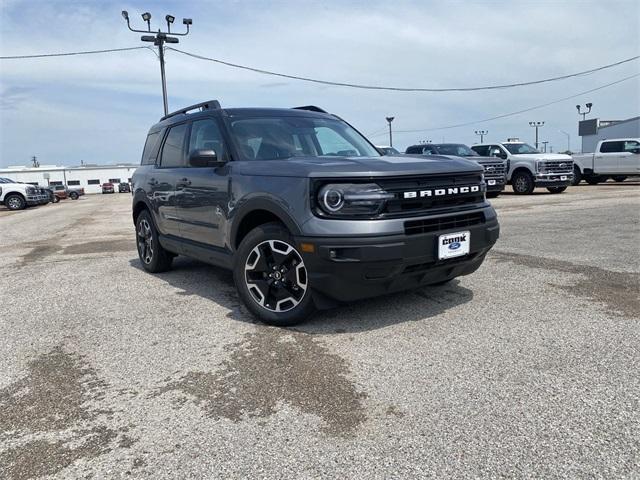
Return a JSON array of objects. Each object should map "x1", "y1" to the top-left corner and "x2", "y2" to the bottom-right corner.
[{"x1": 540, "y1": 160, "x2": 573, "y2": 174}]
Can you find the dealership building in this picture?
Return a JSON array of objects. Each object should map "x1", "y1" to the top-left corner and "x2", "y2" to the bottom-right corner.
[{"x1": 0, "y1": 164, "x2": 138, "y2": 194}]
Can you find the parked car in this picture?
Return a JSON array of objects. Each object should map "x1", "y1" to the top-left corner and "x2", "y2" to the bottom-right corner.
[
  {"x1": 49, "y1": 185, "x2": 68, "y2": 201},
  {"x1": 118, "y1": 182, "x2": 131, "y2": 193},
  {"x1": 471, "y1": 141, "x2": 573, "y2": 194},
  {"x1": 405, "y1": 143, "x2": 507, "y2": 198},
  {"x1": 572, "y1": 138, "x2": 640, "y2": 185},
  {"x1": 0, "y1": 177, "x2": 44, "y2": 210},
  {"x1": 376, "y1": 145, "x2": 401, "y2": 156},
  {"x1": 132, "y1": 100, "x2": 499, "y2": 326},
  {"x1": 42, "y1": 186, "x2": 60, "y2": 203},
  {"x1": 102, "y1": 183, "x2": 115, "y2": 194}
]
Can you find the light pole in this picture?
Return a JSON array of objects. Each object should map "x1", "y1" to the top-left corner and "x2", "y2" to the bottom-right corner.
[
  {"x1": 541, "y1": 141, "x2": 549, "y2": 153},
  {"x1": 576, "y1": 103, "x2": 593, "y2": 121},
  {"x1": 122, "y1": 11, "x2": 192, "y2": 116},
  {"x1": 386, "y1": 116, "x2": 395, "y2": 147},
  {"x1": 559, "y1": 130, "x2": 571, "y2": 152},
  {"x1": 529, "y1": 121, "x2": 545, "y2": 150},
  {"x1": 474, "y1": 130, "x2": 488, "y2": 143}
]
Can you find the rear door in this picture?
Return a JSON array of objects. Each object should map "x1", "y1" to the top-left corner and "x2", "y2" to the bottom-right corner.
[
  {"x1": 595, "y1": 141, "x2": 623, "y2": 174},
  {"x1": 149, "y1": 123, "x2": 188, "y2": 237},
  {"x1": 174, "y1": 117, "x2": 231, "y2": 247}
]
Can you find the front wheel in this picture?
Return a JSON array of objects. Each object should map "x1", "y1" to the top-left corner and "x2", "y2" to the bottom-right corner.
[
  {"x1": 547, "y1": 186, "x2": 567, "y2": 194},
  {"x1": 53, "y1": 195, "x2": 60, "y2": 203},
  {"x1": 511, "y1": 171, "x2": 535, "y2": 195},
  {"x1": 234, "y1": 222, "x2": 316, "y2": 326},
  {"x1": 5, "y1": 194, "x2": 26, "y2": 210},
  {"x1": 585, "y1": 175, "x2": 605, "y2": 185}
]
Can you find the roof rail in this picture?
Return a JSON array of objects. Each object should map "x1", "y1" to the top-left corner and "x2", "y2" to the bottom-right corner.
[
  {"x1": 292, "y1": 105, "x2": 328, "y2": 113},
  {"x1": 161, "y1": 99, "x2": 222, "y2": 121}
]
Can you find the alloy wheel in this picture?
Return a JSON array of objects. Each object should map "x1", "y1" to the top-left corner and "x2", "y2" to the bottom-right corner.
[
  {"x1": 244, "y1": 240, "x2": 308, "y2": 312},
  {"x1": 514, "y1": 176, "x2": 527, "y2": 193},
  {"x1": 137, "y1": 218, "x2": 154, "y2": 264},
  {"x1": 7, "y1": 197, "x2": 22, "y2": 209}
]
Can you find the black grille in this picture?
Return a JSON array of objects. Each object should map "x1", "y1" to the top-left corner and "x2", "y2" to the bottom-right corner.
[
  {"x1": 404, "y1": 212, "x2": 485, "y2": 236},
  {"x1": 378, "y1": 173, "x2": 484, "y2": 216}
]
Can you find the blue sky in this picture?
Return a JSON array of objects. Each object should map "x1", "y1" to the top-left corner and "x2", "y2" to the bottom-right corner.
[{"x1": 1, "y1": 0, "x2": 639, "y2": 166}]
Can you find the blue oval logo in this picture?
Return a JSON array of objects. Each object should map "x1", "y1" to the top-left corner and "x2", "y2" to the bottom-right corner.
[{"x1": 449, "y1": 242, "x2": 461, "y2": 250}]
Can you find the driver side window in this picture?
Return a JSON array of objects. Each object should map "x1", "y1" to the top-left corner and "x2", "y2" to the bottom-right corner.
[
  {"x1": 488, "y1": 145, "x2": 504, "y2": 157},
  {"x1": 188, "y1": 119, "x2": 227, "y2": 164}
]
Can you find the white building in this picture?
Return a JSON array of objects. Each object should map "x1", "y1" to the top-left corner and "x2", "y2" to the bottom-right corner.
[
  {"x1": 0, "y1": 164, "x2": 139, "y2": 194},
  {"x1": 579, "y1": 116, "x2": 640, "y2": 153}
]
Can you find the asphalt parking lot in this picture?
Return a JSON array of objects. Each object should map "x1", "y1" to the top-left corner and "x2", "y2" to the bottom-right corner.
[{"x1": 0, "y1": 184, "x2": 638, "y2": 479}]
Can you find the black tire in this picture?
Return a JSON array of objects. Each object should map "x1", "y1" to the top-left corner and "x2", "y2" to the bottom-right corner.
[
  {"x1": 572, "y1": 166, "x2": 582, "y2": 186},
  {"x1": 612, "y1": 176, "x2": 627, "y2": 182},
  {"x1": 429, "y1": 279, "x2": 452, "y2": 286},
  {"x1": 585, "y1": 175, "x2": 604, "y2": 185},
  {"x1": 5, "y1": 193, "x2": 26, "y2": 210},
  {"x1": 511, "y1": 171, "x2": 535, "y2": 195},
  {"x1": 233, "y1": 222, "x2": 316, "y2": 326},
  {"x1": 53, "y1": 195, "x2": 60, "y2": 203},
  {"x1": 486, "y1": 192, "x2": 500, "y2": 198},
  {"x1": 546, "y1": 186, "x2": 567, "y2": 194},
  {"x1": 135, "y1": 210, "x2": 173, "y2": 273},
  {"x1": 69, "y1": 192, "x2": 79, "y2": 200}
]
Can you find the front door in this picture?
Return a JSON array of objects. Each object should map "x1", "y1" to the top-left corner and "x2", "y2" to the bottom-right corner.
[
  {"x1": 174, "y1": 118, "x2": 230, "y2": 247},
  {"x1": 595, "y1": 140, "x2": 623, "y2": 174}
]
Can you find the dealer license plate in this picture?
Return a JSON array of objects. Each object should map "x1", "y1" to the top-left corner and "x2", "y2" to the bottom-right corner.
[{"x1": 438, "y1": 231, "x2": 470, "y2": 260}]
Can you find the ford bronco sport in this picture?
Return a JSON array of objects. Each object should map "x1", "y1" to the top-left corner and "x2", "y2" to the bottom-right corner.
[{"x1": 132, "y1": 101, "x2": 500, "y2": 325}]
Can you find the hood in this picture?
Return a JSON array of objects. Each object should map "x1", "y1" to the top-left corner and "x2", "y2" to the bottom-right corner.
[
  {"x1": 511, "y1": 153, "x2": 572, "y2": 161},
  {"x1": 232, "y1": 155, "x2": 483, "y2": 178},
  {"x1": 439, "y1": 155, "x2": 506, "y2": 166}
]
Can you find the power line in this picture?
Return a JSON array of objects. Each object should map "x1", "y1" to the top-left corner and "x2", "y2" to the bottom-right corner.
[
  {"x1": 167, "y1": 47, "x2": 639, "y2": 92},
  {"x1": 368, "y1": 73, "x2": 640, "y2": 137},
  {"x1": 0, "y1": 46, "x2": 149, "y2": 59}
]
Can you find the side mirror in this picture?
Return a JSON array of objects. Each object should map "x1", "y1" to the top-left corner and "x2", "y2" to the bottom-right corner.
[{"x1": 188, "y1": 149, "x2": 224, "y2": 167}]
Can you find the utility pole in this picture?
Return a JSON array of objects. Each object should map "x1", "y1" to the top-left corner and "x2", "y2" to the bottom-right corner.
[
  {"x1": 122, "y1": 11, "x2": 192, "y2": 116},
  {"x1": 541, "y1": 141, "x2": 549, "y2": 153},
  {"x1": 576, "y1": 103, "x2": 593, "y2": 121},
  {"x1": 385, "y1": 116, "x2": 395, "y2": 147},
  {"x1": 31, "y1": 156, "x2": 39, "y2": 168},
  {"x1": 559, "y1": 130, "x2": 571, "y2": 152},
  {"x1": 529, "y1": 121, "x2": 545, "y2": 150},
  {"x1": 475, "y1": 130, "x2": 488, "y2": 143}
]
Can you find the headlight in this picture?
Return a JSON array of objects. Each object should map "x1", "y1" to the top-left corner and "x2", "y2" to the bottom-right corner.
[
  {"x1": 317, "y1": 183, "x2": 393, "y2": 217},
  {"x1": 536, "y1": 160, "x2": 545, "y2": 173},
  {"x1": 26, "y1": 186, "x2": 36, "y2": 194}
]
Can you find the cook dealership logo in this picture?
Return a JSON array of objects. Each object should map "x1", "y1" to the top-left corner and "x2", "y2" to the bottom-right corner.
[{"x1": 403, "y1": 185, "x2": 480, "y2": 199}]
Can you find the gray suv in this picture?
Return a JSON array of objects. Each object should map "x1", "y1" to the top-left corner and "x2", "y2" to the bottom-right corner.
[{"x1": 132, "y1": 101, "x2": 500, "y2": 325}]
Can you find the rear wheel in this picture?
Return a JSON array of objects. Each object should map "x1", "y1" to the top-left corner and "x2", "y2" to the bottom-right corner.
[
  {"x1": 69, "y1": 191, "x2": 79, "y2": 200},
  {"x1": 136, "y1": 210, "x2": 173, "y2": 273},
  {"x1": 234, "y1": 222, "x2": 316, "y2": 326},
  {"x1": 572, "y1": 166, "x2": 582, "y2": 186},
  {"x1": 612, "y1": 176, "x2": 627, "y2": 182},
  {"x1": 547, "y1": 186, "x2": 567, "y2": 194},
  {"x1": 5, "y1": 194, "x2": 26, "y2": 210},
  {"x1": 512, "y1": 171, "x2": 535, "y2": 195}
]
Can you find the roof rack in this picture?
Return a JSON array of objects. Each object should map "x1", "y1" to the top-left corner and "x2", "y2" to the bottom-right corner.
[
  {"x1": 161, "y1": 99, "x2": 221, "y2": 121},
  {"x1": 292, "y1": 105, "x2": 328, "y2": 113}
]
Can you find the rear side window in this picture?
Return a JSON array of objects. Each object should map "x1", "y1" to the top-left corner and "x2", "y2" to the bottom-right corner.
[
  {"x1": 141, "y1": 131, "x2": 161, "y2": 165},
  {"x1": 624, "y1": 140, "x2": 639, "y2": 152},
  {"x1": 600, "y1": 141, "x2": 624, "y2": 153},
  {"x1": 160, "y1": 124, "x2": 188, "y2": 167}
]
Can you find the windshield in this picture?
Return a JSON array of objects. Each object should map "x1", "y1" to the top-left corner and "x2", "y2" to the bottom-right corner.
[
  {"x1": 504, "y1": 143, "x2": 539, "y2": 154},
  {"x1": 229, "y1": 116, "x2": 380, "y2": 161},
  {"x1": 0, "y1": 178, "x2": 15, "y2": 183},
  {"x1": 434, "y1": 144, "x2": 478, "y2": 157}
]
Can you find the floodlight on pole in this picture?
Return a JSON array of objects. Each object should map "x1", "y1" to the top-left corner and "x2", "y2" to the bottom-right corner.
[
  {"x1": 528, "y1": 121, "x2": 545, "y2": 150},
  {"x1": 475, "y1": 130, "x2": 488, "y2": 143},
  {"x1": 122, "y1": 11, "x2": 192, "y2": 116},
  {"x1": 576, "y1": 103, "x2": 593, "y2": 121},
  {"x1": 386, "y1": 116, "x2": 395, "y2": 147}
]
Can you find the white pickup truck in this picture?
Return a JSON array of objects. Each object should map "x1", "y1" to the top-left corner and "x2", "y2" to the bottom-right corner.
[
  {"x1": 0, "y1": 177, "x2": 46, "y2": 210},
  {"x1": 572, "y1": 138, "x2": 640, "y2": 185}
]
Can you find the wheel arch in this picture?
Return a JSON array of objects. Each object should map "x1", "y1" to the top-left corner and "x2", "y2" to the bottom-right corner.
[{"x1": 231, "y1": 200, "x2": 302, "y2": 251}]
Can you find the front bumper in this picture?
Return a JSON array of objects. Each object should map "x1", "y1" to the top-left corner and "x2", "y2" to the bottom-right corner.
[
  {"x1": 26, "y1": 195, "x2": 41, "y2": 205},
  {"x1": 295, "y1": 209, "x2": 499, "y2": 305},
  {"x1": 485, "y1": 178, "x2": 506, "y2": 192},
  {"x1": 534, "y1": 173, "x2": 573, "y2": 187}
]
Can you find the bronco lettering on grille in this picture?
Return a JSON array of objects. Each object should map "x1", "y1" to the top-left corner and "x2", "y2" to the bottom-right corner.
[{"x1": 403, "y1": 185, "x2": 480, "y2": 199}]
